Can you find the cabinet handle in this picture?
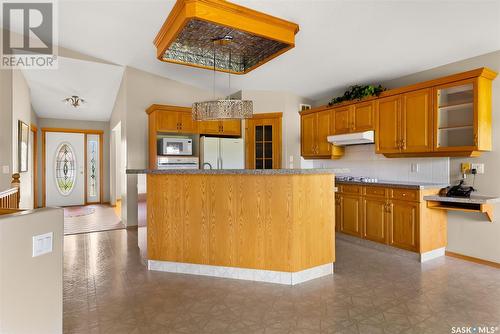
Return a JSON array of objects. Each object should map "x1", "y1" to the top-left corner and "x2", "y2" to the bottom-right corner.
[
  {"x1": 474, "y1": 134, "x2": 478, "y2": 146},
  {"x1": 401, "y1": 139, "x2": 406, "y2": 149}
]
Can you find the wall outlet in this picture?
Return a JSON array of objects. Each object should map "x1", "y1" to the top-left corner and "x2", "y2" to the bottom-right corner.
[
  {"x1": 471, "y1": 163, "x2": 484, "y2": 174},
  {"x1": 33, "y1": 232, "x2": 53, "y2": 257},
  {"x1": 410, "y1": 163, "x2": 419, "y2": 173}
]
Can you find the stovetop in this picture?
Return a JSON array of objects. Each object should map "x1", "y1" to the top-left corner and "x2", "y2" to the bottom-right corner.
[{"x1": 335, "y1": 176, "x2": 379, "y2": 183}]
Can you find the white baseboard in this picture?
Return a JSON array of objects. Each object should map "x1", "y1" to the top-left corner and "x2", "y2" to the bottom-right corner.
[
  {"x1": 420, "y1": 247, "x2": 446, "y2": 262},
  {"x1": 148, "y1": 260, "x2": 334, "y2": 285}
]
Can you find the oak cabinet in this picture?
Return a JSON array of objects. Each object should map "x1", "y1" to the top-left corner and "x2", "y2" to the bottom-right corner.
[
  {"x1": 376, "y1": 96, "x2": 400, "y2": 154},
  {"x1": 333, "y1": 106, "x2": 351, "y2": 134},
  {"x1": 157, "y1": 110, "x2": 197, "y2": 133},
  {"x1": 336, "y1": 183, "x2": 446, "y2": 254},
  {"x1": 340, "y1": 194, "x2": 362, "y2": 237},
  {"x1": 388, "y1": 200, "x2": 419, "y2": 252},
  {"x1": 376, "y1": 89, "x2": 432, "y2": 154},
  {"x1": 335, "y1": 194, "x2": 342, "y2": 232},
  {"x1": 301, "y1": 113, "x2": 317, "y2": 157},
  {"x1": 302, "y1": 68, "x2": 495, "y2": 159},
  {"x1": 332, "y1": 102, "x2": 374, "y2": 135},
  {"x1": 300, "y1": 110, "x2": 336, "y2": 158},
  {"x1": 362, "y1": 197, "x2": 389, "y2": 243},
  {"x1": 198, "y1": 120, "x2": 241, "y2": 136},
  {"x1": 401, "y1": 89, "x2": 432, "y2": 153}
]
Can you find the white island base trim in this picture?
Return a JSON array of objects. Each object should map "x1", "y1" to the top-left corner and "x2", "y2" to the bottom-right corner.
[{"x1": 148, "y1": 260, "x2": 334, "y2": 285}]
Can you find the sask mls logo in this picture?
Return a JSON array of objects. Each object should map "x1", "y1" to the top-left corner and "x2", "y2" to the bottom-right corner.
[{"x1": 1, "y1": 0, "x2": 58, "y2": 68}]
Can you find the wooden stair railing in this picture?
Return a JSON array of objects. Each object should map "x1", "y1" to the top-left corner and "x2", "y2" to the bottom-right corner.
[{"x1": 0, "y1": 173, "x2": 21, "y2": 209}]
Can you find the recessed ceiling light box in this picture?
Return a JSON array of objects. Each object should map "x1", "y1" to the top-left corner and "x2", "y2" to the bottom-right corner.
[{"x1": 154, "y1": 0, "x2": 300, "y2": 74}]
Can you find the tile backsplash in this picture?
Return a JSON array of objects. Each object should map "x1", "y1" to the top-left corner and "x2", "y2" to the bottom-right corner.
[{"x1": 313, "y1": 144, "x2": 450, "y2": 184}]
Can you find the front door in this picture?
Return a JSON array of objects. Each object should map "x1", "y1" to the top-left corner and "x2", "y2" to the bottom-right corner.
[{"x1": 45, "y1": 132, "x2": 85, "y2": 207}]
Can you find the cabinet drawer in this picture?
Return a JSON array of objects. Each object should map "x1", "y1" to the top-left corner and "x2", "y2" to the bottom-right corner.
[
  {"x1": 364, "y1": 186, "x2": 387, "y2": 198},
  {"x1": 391, "y1": 188, "x2": 419, "y2": 201},
  {"x1": 342, "y1": 185, "x2": 362, "y2": 195}
]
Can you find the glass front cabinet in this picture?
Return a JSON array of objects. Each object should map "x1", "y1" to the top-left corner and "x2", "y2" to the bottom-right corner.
[{"x1": 434, "y1": 75, "x2": 493, "y2": 155}]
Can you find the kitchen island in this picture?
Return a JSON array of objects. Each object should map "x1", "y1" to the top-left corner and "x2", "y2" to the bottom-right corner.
[{"x1": 126, "y1": 169, "x2": 336, "y2": 285}]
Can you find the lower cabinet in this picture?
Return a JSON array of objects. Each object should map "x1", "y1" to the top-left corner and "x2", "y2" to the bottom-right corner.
[
  {"x1": 336, "y1": 184, "x2": 439, "y2": 253},
  {"x1": 362, "y1": 197, "x2": 389, "y2": 243},
  {"x1": 388, "y1": 200, "x2": 419, "y2": 252},
  {"x1": 340, "y1": 195, "x2": 362, "y2": 237}
]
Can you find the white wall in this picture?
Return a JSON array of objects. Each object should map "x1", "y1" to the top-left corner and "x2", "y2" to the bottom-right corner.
[
  {"x1": 12, "y1": 71, "x2": 35, "y2": 209},
  {"x1": 0, "y1": 68, "x2": 13, "y2": 191},
  {"x1": 0, "y1": 208, "x2": 64, "y2": 334},
  {"x1": 380, "y1": 50, "x2": 500, "y2": 263}
]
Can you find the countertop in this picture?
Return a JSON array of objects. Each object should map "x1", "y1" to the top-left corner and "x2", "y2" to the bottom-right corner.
[
  {"x1": 126, "y1": 168, "x2": 336, "y2": 175},
  {"x1": 336, "y1": 179, "x2": 449, "y2": 190},
  {"x1": 423, "y1": 195, "x2": 500, "y2": 204}
]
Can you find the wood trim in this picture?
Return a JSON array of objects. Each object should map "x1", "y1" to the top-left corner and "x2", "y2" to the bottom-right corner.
[
  {"x1": 42, "y1": 128, "x2": 105, "y2": 207},
  {"x1": 446, "y1": 251, "x2": 500, "y2": 269},
  {"x1": 146, "y1": 104, "x2": 191, "y2": 115},
  {"x1": 154, "y1": 0, "x2": 299, "y2": 74},
  {"x1": 84, "y1": 133, "x2": 88, "y2": 205},
  {"x1": 301, "y1": 67, "x2": 498, "y2": 115},
  {"x1": 41, "y1": 127, "x2": 104, "y2": 135},
  {"x1": 249, "y1": 112, "x2": 283, "y2": 119},
  {"x1": 30, "y1": 125, "x2": 38, "y2": 208}
]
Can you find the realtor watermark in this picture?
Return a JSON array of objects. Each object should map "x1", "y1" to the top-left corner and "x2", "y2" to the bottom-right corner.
[
  {"x1": 451, "y1": 326, "x2": 499, "y2": 334},
  {"x1": 1, "y1": 0, "x2": 58, "y2": 69}
]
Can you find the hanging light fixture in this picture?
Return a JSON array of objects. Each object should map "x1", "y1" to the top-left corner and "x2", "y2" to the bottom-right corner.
[
  {"x1": 192, "y1": 36, "x2": 253, "y2": 121},
  {"x1": 62, "y1": 95, "x2": 86, "y2": 108}
]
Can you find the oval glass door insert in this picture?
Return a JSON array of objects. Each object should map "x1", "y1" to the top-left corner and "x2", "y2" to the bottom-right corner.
[{"x1": 54, "y1": 143, "x2": 77, "y2": 196}]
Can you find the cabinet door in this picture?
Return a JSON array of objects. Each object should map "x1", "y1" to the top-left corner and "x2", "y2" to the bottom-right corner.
[
  {"x1": 353, "y1": 101, "x2": 374, "y2": 132},
  {"x1": 179, "y1": 112, "x2": 197, "y2": 133},
  {"x1": 363, "y1": 197, "x2": 388, "y2": 243},
  {"x1": 376, "y1": 96, "x2": 401, "y2": 153},
  {"x1": 389, "y1": 200, "x2": 419, "y2": 252},
  {"x1": 333, "y1": 106, "x2": 351, "y2": 134},
  {"x1": 157, "y1": 111, "x2": 180, "y2": 132},
  {"x1": 341, "y1": 195, "x2": 362, "y2": 237},
  {"x1": 220, "y1": 120, "x2": 241, "y2": 136},
  {"x1": 335, "y1": 194, "x2": 342, "y2": 232},
  {"x1": 401, "y1": 89, "x2": 432, "y2": 152},
  {"x1": 317, "y1": 110, "x2": 332, "y2": 155},
  {"x1": 301, "y1": 113, "x2": 317, "y2": 157},
  {"x1": 198, "y1": 120, "x2": 221, "y2": 135}
]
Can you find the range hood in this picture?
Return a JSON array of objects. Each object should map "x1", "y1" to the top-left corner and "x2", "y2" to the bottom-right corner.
[{"x1": 327, "y1": 131, "x2": 374, "y2": 146}]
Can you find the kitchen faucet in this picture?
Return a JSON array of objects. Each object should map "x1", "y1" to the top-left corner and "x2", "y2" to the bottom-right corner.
[{"x1": 202, "y1": 162, "x2": 213, "y2": 170}]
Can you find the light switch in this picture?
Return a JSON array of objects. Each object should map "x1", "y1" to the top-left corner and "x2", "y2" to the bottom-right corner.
[
  {"x1": 2, "y1": 165, "x2": 9, "y2": 174},
  {"x1": 33, "y1": 232, "x2": 53, "y2": 257}
]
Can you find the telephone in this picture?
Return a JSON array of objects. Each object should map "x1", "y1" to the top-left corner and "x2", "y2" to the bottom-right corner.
[{"x1": 439, "y1": 180, "x2": 475, "y2": 198}]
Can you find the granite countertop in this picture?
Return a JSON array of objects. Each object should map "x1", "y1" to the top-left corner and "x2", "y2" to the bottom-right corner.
[
  {"x1": 335, "y1": 179, "x2": 449, "y2": 190},
  {"x1": 423, "y1": 195, "x2": 500, "y2": 204},
  {"x1": 126, "y1": 168, "x2": 336, "y2": 175}
]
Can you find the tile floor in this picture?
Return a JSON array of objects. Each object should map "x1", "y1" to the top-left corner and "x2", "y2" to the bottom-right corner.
[
  {"x1": 64, "y1": 230, "x2": 500, "y2": 334},
  {"x1": 64, "y1": 204, "x2": 124, "y2": 235}
]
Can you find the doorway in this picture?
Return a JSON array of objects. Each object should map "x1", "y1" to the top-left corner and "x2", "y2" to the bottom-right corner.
[
  {"x1": 42, "y1": 129, "x2": 103, "y2": 207},
  {"x1": 245, "y1": 113, "x2": 283, "y2": 169}
]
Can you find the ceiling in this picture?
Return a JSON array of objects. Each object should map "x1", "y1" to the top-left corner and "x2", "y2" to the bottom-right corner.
[
  {"x1": 15, "y1": 0, "x2": 500, "y2": 114},
  {"x1": 22, "y1": 56, "x2": 124, "y2": 121}
]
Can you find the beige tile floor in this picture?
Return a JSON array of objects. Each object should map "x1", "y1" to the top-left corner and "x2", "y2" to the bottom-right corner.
[{"x1": 64, "y1": 230, "x2": 500, "y2": 334}]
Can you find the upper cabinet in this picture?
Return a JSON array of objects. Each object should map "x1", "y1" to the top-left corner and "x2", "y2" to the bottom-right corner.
[
  {"x1": 302, "y1": 67, "x2": 497, "y2": 159},
  {"x1": 198, "y1": 119, "x2": 242, "y2": 136},
  {"x1": 332, "y1": 102, "x2": 374, "y2": 134},
  {"x1": 376, "y1": 88, "x2": 432, "y2": 154},
  {"x1": 301, "y1": 109, "x2": 343, "y2": 159}
]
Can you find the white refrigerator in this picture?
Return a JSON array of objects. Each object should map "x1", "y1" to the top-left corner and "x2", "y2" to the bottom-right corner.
[{"x1": 200, "y1": 137, "x2": 245, "y2": 169}]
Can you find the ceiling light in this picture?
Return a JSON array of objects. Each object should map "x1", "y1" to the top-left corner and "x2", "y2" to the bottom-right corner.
[
  {"x1": 192, "y1": 36, "x2": 253, "y2": 120},
  {"x1": 63, "y1": 96, "x2": 85, "y2": 108}
]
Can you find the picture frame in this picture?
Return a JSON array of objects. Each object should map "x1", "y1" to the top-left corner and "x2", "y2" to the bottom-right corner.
[{"x1": 18, "y1": 120, "x2": 29, "y2": 173}]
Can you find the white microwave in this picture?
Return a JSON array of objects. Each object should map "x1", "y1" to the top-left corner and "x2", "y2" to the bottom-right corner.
[{"x1": 157, "y1": 137, "x2": 193, "y2": 156}]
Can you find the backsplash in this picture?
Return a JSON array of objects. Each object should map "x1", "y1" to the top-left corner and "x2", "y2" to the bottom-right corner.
[{"x1": 312, "y1": 144, "x2": 450, "y2": 184}]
